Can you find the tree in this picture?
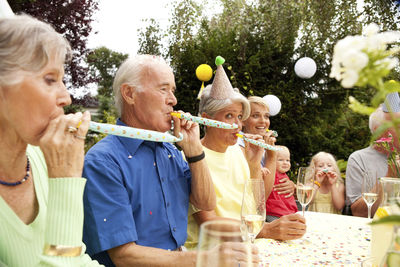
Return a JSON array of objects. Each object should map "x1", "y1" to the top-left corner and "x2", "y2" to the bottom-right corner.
[
  {"x1": 10, "y1": 0, "x2": 99, "y2": 93},
  {"x1": 86, "y1": 46, "x2": 128, "y2": 121},
  {"x1": 138, "y1": 0, "x2": 400, "y2": 167}
]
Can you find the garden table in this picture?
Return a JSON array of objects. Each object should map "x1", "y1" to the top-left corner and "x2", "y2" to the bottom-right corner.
[{"x1": 256, "y1": 211, "x2": 371, "y2": 266}]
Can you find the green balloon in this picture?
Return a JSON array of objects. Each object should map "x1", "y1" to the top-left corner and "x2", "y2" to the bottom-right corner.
[{"x1": 215, "y1": 56, "x2": 225, "y2": 66}]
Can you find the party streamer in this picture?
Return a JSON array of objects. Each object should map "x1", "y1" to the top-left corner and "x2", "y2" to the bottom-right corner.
[
  {"x1": 171, "y1": 112, "x2": 238, "y2": 129},
  {"x1": 89, "y1": 121, "x2": 183, "y2": 143},
  {"x1": 236, "y1": 134, "x2": 281, "y2": 151}
]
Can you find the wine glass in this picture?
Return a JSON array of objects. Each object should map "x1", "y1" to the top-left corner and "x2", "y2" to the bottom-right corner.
[
  {"x1": 362, "y1": 170, "x2": 379, "y2": 219},
  {"x1": 196, "y1": 220, "x2": 253, "y2": 267},
  {"x1": 296, "y1": 167, "x2": 315, "y2": 217},
  {"x1": 240, "y1": 178, "x2": 266, "y2": 243}
]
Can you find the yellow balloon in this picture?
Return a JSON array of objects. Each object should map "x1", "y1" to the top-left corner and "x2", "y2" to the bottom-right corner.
[{"x1": 196, "y1": 64, "x2": 213, "y2": 82}]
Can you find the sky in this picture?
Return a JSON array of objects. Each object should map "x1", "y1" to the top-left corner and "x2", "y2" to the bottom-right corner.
[{"x1": 87, "y1": 0, "x2": 172, "y2": 56}]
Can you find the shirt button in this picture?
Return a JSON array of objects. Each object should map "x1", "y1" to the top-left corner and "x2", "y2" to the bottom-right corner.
[
  {"x1": 173, "y1": 227, "x2": 176, "y2": 232},
  {"x1": 161, "y1": 178, "x2": 164, "y2": 182}
]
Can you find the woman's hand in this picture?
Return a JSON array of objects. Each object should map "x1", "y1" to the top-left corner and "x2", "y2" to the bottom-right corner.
[
  {"x1": 243, "y1": 133, "x2": 265, "y2": 167},
  {"x1": 39, "y1": 111, "x2": 90, "y2": 178},
  {"x1": 273, "y1": 177, "x2": 296, "y2": 197}
]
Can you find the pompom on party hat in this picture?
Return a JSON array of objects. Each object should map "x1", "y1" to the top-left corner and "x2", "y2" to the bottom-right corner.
[
  {"x1": 209, "y1": 56, "x2": 235, "y2": 100},
  {"x1": 196, "y1": 64, "x2": 213, "y2": 99}
]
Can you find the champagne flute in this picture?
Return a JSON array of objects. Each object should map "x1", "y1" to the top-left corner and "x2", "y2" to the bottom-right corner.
[
  {"x1": 296, "y1": 167, "x2": 315, "y2": 217},
  {"x1": 362, "y1": 170, "x2": 379, "y2": 219},
  {"x1": 240, "y1": 178, "x2": 266, "y2": 243}
]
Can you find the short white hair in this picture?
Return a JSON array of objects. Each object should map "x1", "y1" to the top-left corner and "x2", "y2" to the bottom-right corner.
[
  {"x1": 198, "y1": 85, "x2": 250, "y2": 120},
  {"x1": 369, "y1": 106, "x2": 385, "y2": 133},
  {"x1": 113, "y1": 55, "x2": 171, "y2": 117},
  {"x1": 0, "y1": 15, "x2": 71, "y2": 87}
]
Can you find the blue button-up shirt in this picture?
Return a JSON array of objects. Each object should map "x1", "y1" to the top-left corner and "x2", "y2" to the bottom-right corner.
[{"x1": 83, "y1": 119, "x2": 191, "y2": 266}]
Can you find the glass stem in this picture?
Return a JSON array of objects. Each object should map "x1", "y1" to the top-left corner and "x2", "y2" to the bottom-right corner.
[
  {"x1": 302, "y1": 205, "x2": 305, "y2": 217},
  {"x1": 367, "y1": 204, "x2": 372, "y2": 220}
]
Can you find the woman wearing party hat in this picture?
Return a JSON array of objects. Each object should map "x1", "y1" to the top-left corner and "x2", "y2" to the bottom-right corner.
[{"x1": 185, "y1": 56, "x2": 306, "y2": 250}]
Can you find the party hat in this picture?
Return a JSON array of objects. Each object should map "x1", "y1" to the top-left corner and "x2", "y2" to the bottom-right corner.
[
  {"x1": 383, "y1": 92, "x2": 400, "y2": 112},
  {"x1": 209, "y1": 56, "x2": 235, "y2": 100}
]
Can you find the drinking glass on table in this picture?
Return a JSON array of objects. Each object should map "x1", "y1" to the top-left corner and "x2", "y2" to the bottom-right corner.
[
  {"x1": 241, "y1": 178, "x2": 266, "y2": 243},
  {"x1": 196, "y1": 220, "x2": 254, "y2": 267},
  {"x1": 362, "y1": 170, "x2": 379, "y2": 219},
  {"x1": 296, "y1": 167, "x2": 315, "y2": 217}
]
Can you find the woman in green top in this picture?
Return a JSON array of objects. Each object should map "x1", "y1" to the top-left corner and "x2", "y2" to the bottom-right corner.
[{"x1": 0, "y1": 14, "x2": 101, "y2": 266}]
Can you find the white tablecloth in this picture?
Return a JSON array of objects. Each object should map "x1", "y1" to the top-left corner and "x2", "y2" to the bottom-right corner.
[{"x1": 256, "y1": 211, "x2": 371, "y2": 266}]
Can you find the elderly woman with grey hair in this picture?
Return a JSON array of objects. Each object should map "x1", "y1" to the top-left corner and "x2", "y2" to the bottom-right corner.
[
  {"x1": 0, "y1": 14, "x2": 100, "y2": 266},
  {"x1": 185, "y1": 85, "x2": 306, "y2": 250}
]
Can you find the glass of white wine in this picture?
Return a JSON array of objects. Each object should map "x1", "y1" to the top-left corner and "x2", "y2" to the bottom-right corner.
[
  {"x1": 296, "y1": 167, "x2": 315, "y2": 217},
  {"x1": 362, "y1": 170, "x2": 379, "y2": 220},
  {"x1": 241, "y1": 178, "x2": 266, "y2": 243}
]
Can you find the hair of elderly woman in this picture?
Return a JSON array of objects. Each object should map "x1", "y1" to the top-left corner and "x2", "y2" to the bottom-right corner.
[
  {"x1": 0, "y1": 15, "x2": 71, "y2": 88},
  {"x1": 247, "y1": 96, "x2": 270, "y2": 112},
  {"x1": 198, "y1": 85, "x2": 250, "y2": 121},
  {"x1": 113, "y1": 55, "x2": 171, "y2": 117}
]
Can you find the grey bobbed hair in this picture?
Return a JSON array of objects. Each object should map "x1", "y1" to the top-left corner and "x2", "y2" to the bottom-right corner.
[{"x1": 198, "y1": 84, "x2": 250, "y2": 120}]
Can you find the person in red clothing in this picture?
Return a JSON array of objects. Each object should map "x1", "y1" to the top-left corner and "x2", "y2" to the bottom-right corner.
[{"x1": 266, "y1": 145, "x2": 298, "y2": 222}]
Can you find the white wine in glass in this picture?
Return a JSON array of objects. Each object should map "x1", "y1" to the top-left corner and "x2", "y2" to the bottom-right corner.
[
  {"x1": 362, "y1": 170, "x2": 379, "y2": 219},
  {"x1": 241, "y1": 178, "x2": 266, "y2": 243},
  {"x1": 296, "y1": 167, "x2": 315, "y2": 217}
]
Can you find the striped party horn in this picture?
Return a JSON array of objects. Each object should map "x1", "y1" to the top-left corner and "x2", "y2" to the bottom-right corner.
[
  {"x1": 171, "y1": 112, "x2": 238, "y2": 129},
  {"x1": 266, "y1": 129, "x2": 278, "y2": 137},
  {"x1": 89, "y1": 121, "x2": 183, "y2": 143},
  {"x1": 236, "y1": 133, "x2": 281, "y2": 151}
]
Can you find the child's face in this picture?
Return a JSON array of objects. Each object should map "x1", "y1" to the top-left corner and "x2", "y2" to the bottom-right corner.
[
  {"x1": 315, "y1": 155, "x2": 335, "y2": 173},
  {"x1": 276, "y1": 149, "x2": 291, "y2": 173}
]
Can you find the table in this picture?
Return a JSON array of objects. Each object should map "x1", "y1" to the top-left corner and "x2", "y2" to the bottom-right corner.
[{"x1": 256, "y1": 211, "x2": 371, "y2": 266}]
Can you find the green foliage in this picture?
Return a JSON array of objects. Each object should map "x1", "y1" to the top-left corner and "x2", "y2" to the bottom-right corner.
[
  {"x1": 138, "y1": 18, "x2": 164, "y2": 55},
  {"x1": 136, "y1": 0, "x2": 400, "y2": 168},
  {"x1": 86, "y1": 47, "x2": 127, "y2": 121}
]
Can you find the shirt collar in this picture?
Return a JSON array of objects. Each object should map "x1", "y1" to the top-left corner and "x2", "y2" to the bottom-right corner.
[{"x1": 116, "y1": 118, "x2": 164, "y2": 156}]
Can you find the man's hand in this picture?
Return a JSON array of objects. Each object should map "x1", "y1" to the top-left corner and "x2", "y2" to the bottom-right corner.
[{"x1": 273, "y1": 177, "x2": 296, "y2": 198}]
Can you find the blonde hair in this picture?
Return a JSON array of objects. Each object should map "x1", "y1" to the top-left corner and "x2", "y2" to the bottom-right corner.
[
  {"x1": 0, "y1": 15, "x2": 71, "y2": 87},
  {"x1": 276, "y1": 145, "x2": 290, "y2": 155},
  {"x1": 113, "y1": 55, "x2": 171, "y2": 117},
  {"x1": 248, "y1": 96, "x2": 270, "y2": 113},
  {"x1": 198, "y1": 84, "x2": 250, "y2": 121},
  {"x1": 309, "y1": 152, "x2": 343, "y2": 183}
]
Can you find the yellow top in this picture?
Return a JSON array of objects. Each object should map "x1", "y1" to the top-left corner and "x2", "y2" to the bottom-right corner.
[
  {"x1": 185, "y1": 144, "x2": 250, "y2": 250},
  {"x1": 308, "y1": 186, "x2": 341, "y2": 214}
]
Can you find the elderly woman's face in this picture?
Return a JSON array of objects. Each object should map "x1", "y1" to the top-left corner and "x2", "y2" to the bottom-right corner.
[
  {"x1": 208, "y1": 102, "x2": 243, "y2": 146},
  {"x1": 242, "y1": 102, "x2": 270, "y2": 136},
  {"x1": 0, "y1": 54, "x2": 71, "y2": 144}
]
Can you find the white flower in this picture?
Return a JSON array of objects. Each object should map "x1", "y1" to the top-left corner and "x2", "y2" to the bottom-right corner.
[
  {"x1": 341, "y1": 69, "x2": 359, "y2": 88},
  {"x1": 341, "y1": 50, "x2": 369, "y2": 71},
  {"x1": 333, "y1": 36, "x2": 366, "y2": 57},
  {"x1": 363, "y1": 23, "x2": 380, "y2": 37},
  {"x1": 375, "y1": 57, "x2": 399, "y2": 71},
  {"x1": 377, "y1": 32, "x2": 400, "y2": 44}
]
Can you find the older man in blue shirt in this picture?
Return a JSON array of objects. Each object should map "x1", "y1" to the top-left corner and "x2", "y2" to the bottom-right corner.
[{"x1": 82, "y1": 55, "x2": 217, "y2": 266}]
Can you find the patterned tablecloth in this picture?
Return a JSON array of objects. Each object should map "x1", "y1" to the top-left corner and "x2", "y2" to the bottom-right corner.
[{"x1": 256, "y1": 211, "x2": 371, "y2": 266}]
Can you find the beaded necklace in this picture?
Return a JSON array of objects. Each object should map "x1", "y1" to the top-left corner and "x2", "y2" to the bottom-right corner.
[{"x1": 0, "y1": 156, "x2": 30, "y2": 186}]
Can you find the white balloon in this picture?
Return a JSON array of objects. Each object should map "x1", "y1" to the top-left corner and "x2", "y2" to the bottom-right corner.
[
  {"x1": 294, "y1": 57, "x2": 317, "y2": 79},
  {"x1": 263, "y1": 95, "x2": 281, "y2": 116}
]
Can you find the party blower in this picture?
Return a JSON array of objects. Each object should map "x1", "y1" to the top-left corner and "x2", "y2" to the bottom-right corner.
[
  {"x1": 170, "y1": 112, "x2": 238, "y2": 129},
  {"x1": 236, "y1": 134, "x2": 281, "y2": 151},
  {"x1": 88, "y1": 121, "x2": 183, "y2": 143}
]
